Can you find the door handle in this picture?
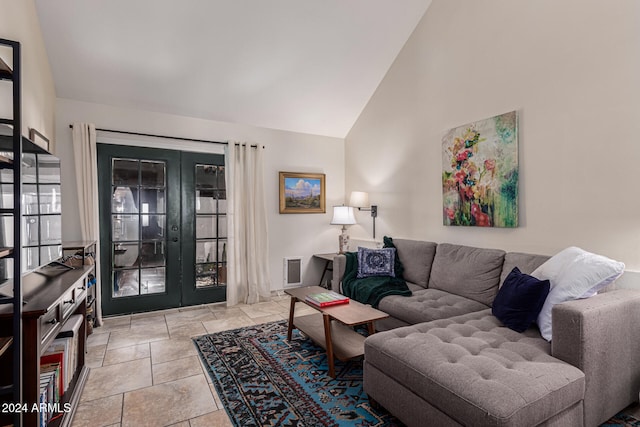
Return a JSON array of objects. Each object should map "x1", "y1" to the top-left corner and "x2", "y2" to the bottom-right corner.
[{"x1": 172, "y1": 237, "x2": 178, "y2": 242}]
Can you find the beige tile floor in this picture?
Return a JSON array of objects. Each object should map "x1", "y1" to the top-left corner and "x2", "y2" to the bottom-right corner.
[{"x1": 72, "y1": 294, "x2": 317, "y2": 427}]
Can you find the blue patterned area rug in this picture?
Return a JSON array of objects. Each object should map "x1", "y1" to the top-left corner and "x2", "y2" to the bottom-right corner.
[
  {"x1": 603, "y1": 412, "x2": 640, "y2": 427},
  {"x1": 193, "y1": 320, "x2": 640, "y2": 427},
  {"x1": 192, "y1": 320, "x2": 401, "y2": 427}
]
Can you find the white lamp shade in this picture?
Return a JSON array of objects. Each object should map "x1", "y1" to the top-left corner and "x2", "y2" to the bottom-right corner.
[
  {"x1": 331, "y1": 206, "x2": 356, "y2": 225},
  {"x1": 349, "y1": 191, "x2": 369, "y2": 208}
]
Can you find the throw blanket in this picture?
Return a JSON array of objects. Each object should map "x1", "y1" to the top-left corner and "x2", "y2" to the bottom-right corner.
[{"x1": 341, "y1": 252, "x2": 411, "y2": 308}]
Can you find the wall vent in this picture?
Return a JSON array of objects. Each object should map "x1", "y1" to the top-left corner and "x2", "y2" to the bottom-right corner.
[{"x1": 283, "y1": 257, "x2": 303, "y2": 287}]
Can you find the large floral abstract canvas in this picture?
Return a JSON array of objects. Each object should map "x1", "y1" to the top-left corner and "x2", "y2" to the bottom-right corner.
[{"x1": 442, "y1": 111, "x2": 518, "y2": 227}]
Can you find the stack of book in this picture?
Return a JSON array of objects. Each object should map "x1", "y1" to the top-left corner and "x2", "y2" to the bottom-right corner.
[
  {"x1": 38, "y1": 314, "x2": 83, "y2": 426},
  {"x1": 39, "y1": 363, "x2": 61, "y2": 427},
  {"x1": 305, "y1": 291, "x2": 349, "y2": 307}
]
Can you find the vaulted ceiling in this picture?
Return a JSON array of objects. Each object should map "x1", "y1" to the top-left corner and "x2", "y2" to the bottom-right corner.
[{"x1": 35, "y1": 1, "x2": 431, "y2": 138}]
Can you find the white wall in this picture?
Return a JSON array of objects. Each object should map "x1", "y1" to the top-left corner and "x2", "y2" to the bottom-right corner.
[
  {"x1": 346, "y1": 0, "x2": 640, "y2": 269},
  {"x1": 55, "y1": 98, "x2": 345, "y2": 292},
  {"x1": 0, "y1": 0, "x2": 55, "y2": 144}
]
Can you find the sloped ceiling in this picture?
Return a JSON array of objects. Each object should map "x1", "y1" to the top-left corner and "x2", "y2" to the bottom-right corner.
[{"x1": 34, "y1": 0, "x2": 431, "y2": 138}]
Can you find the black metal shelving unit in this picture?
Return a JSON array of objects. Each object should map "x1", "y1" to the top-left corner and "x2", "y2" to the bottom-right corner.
[{"x1": 0, "y1": 38, "x2": 23, "y2": 427}]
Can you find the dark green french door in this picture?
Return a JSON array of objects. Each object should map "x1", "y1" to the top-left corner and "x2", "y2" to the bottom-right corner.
[{"x1": 97, "y1": 144, "x2": 227, "y2": 316}]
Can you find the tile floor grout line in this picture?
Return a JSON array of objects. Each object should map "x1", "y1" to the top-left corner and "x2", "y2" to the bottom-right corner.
[
  {"x1": 119, "y1": 392, "x2": 125, "y2": 427},
  {"x1": 81, "y1": 302, "x2": 295, "y2": 427}
]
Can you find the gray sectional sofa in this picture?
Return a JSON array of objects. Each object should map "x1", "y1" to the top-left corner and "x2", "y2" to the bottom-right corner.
[{"x1": 331, "y1": 239, "x2": 640, "y2": 427}]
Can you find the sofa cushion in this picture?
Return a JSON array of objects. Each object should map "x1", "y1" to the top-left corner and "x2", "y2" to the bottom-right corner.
[
  {"x1": 392, "y1": 239, "x2": 437, "y2": 288},
  {"x1": 499, "y1": 252, "x2": 550, "y2": 286},
  {"x1": 378, "y1": 288, "x2": 488, "y2": 326},
  {"x1": 365, "y1": 310, "x2": 585, "y2": 427},
  {"x1": 492, "y1": 267, "x2": 550, "y2": 332},
  {"x1": 429, "y1": 243, "x2": 506, "y2": 306},
  {"x1": 357, "y1": 247, "x2": 396, "y2": 278}
]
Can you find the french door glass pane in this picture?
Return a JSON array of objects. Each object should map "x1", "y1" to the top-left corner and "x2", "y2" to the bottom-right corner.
[
  {"x1": 195, "y1": 263, "x2": 217, "y2": 288},
  {"x1": 196, "y1": 190, "x2": 216, "y2": 214},
  {"x1": 218, "y1": 239, "x2": 227, "y2": 259},
  {"x1": 141, "y1": 161, "x2": 165, "y2": 187},
  {"x1": 216, "y1": 166, "x2": 226, "y2": 190},
  {"x1": 195, "y1": 163, "x2": 226, "y2": 289},
  {"x1": 111, "y1": 158, "x2": 167, "y2": 298},
  {"x1": 218, "y1": 216, "x2": 227, "y2": 238},
  {"x1": 141, "y1": 267, "x2": 166, "y2": 294},
  {"x1": 113, "y1": 159, "x2": 138, "y2": 186},
  {"x1": 112, "y1": 186, "x2": 138, "y2": 213},
  {"x1": 195, "y1": 165, "x2": 216, "y2": 188},
  {"x1": 113, "y1": 243, "x2": 138, "y2": 267},
  {"x1": 141, "y1": 241, "x2": 165, "y2": 267},
  {"x1": 141, "y1": 215, "x2": 165, "y2": 239},
  {"x1": 112, "y1": 214, "x2": 139, "y2": 241},
  {"x1": 140, "y1": 188, "x2": 165, "y2": 214},
  {"x1": 196, "y1": 240, "x2": 216, "y2": 263},
  {"x1": 217, "y1": 198, "x2": 227, "y2": 214},
  {"x1": 113, "y1": 269, "x2": 139, "y2": 297},
  {"x1": 196, "y1": 216, "x2": 216, "y2": 239}
]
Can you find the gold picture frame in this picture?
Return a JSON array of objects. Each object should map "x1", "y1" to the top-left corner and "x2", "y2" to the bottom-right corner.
[{"x1": 279, "y1": 171, "x2": 326, "y2": 214}]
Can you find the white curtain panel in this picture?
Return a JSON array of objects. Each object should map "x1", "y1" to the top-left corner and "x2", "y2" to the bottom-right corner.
[
  {"x1": 71, "y1": 123, "x2": 103, "y2": 326},
  {"x1": 225, "y1": 142, "x2": 271, "y2": 305}
]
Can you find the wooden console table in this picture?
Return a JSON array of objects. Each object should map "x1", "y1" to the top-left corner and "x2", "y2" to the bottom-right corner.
[{"x1": 285, "y1": 285, "x2": 388, "y2": 377}]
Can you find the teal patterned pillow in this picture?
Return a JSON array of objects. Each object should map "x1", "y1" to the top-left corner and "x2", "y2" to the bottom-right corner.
[{"x1": 357, "y1": 247, "x2": 396, "y2": 278}]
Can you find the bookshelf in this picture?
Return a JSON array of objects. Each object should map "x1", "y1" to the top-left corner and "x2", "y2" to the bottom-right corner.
[
  {"x1": 0, "y1": 266, "x2": 93, "y2": 427},
  {"x1": 0, "y1": 37, "x2": 23, "y2": 427},
  {"x1": 62, "y1": 241, "x2": 97, "y2": 334},
  {"x1": 0, "y1": 336, "x2": 11, "y2": 355}
]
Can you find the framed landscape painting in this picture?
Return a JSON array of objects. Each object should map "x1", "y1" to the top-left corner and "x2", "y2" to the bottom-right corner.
[
  {"x1": 442, "y1": 111, "x2": 518, "y2": 228},
  {"x1": 279, "y1": 172, "x2": 326, "y2": 214}
]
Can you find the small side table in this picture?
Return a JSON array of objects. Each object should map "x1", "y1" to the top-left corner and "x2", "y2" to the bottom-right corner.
[{"x1": 313, "y1": 253, "x2": 337, "y2": 288}]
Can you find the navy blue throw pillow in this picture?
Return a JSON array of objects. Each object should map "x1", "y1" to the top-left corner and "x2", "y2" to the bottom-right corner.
[
  {"x1": 357, "y1": 247, "x2": 396, "y2": 278},
  {"x1": 492, "y1": 267, "x2": 551, "y2": 333}
]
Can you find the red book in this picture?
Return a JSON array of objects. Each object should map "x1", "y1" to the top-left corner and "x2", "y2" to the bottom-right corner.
[{"x1": 305, "y1": 291, "x2": 349, "y2": 307}]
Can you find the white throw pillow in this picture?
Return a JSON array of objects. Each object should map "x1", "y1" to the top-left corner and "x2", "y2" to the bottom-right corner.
[{"x1": 531, "y1": 246, "x2": 625, "y2": 341}]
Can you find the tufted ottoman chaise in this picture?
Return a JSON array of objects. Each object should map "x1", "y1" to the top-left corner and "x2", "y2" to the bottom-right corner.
[
  {"x1": 364, "y1": 310, "x2": 585, "y2": 426},
  {"x1": 331, "y1": 239, "x2": 640, "y2": 426}
]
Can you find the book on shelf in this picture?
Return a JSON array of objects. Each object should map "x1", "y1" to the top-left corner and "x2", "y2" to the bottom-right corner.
[
  {"x1": 40, "y1": 351, "x2": 64, "y2": 397},
  {"x1": 305, "y1": 291, "x2": 349, "y2": 307},
  {"x1": 40, "y1": 363, "x2": 61, "y2": 403},
  {"x1": 56, "y1": 314, "x2": 83, "y2": 387},
  {"x1": 39, "y1": 363, "x2": 60, "y2": 427}
]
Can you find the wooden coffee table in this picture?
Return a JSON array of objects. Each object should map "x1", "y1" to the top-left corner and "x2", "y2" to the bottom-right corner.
[{"x1": 285, "y1": 285, "x2": 389, "y2": 377}]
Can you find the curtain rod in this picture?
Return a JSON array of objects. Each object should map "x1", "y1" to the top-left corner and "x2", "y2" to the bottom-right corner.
[{"x1": 68, "y1": 124, "x2": 261, "y2": 148}]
